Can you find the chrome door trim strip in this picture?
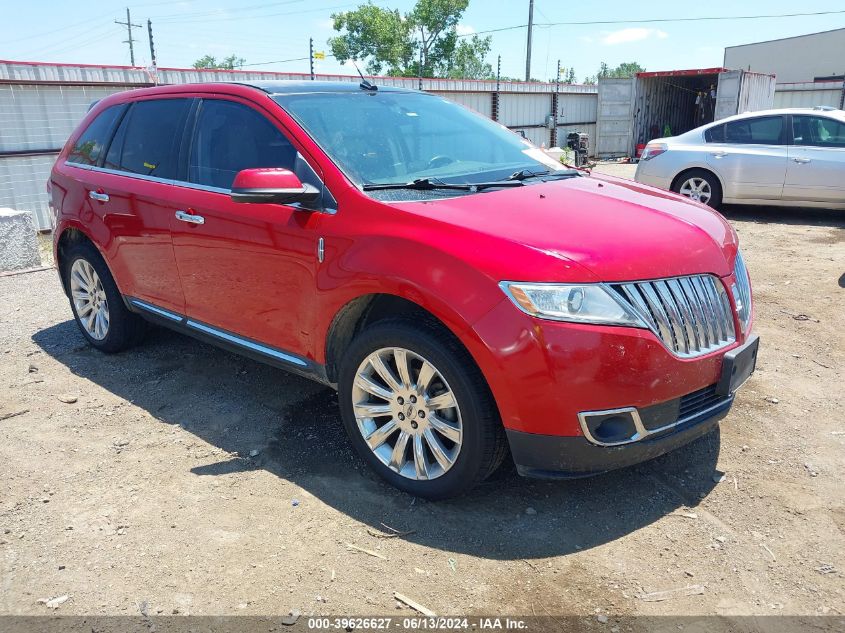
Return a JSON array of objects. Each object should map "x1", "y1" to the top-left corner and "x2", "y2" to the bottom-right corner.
[
  {"x1": 185, "y1": 319, "x2": 308, "y2": 367},
  {"x1": 130, "y1": 299, "x2": 183, "y2": 322}
]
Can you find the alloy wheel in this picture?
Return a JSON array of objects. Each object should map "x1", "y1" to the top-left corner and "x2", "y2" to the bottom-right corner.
[
  {"x1": 70, "y1": 259, "x2": 109, "y2": 340},
  {"x1": 679, "y1": 177, "x2": 712, "y2": 204},
  {"x1": 351, "y1": 347, "x2": 463, "y2": 481}
]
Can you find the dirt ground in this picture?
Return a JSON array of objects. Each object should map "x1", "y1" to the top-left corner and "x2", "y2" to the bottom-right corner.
[{"x1": 1, "y1": 165, "x2": 843, "y2": 625}]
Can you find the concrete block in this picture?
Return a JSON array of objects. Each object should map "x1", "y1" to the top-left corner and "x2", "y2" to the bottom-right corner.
[{"x1": 0, "y1": 208, "x2": 42, "y2": 272}]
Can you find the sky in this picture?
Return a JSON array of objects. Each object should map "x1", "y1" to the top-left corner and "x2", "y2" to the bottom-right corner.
[{"x1": 3, "y1": 1, "x2": 844, "y2": 82}]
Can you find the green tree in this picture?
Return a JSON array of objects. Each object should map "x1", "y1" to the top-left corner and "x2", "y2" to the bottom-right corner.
[
  {"x1": 192, "y1": 54, "x2": 246, "y2": 70},
  {"x1": 446, "y1": 35, "x2": 494, "y2": 79},
  {"x1": 560, "y1": 67, "x2": 576, "y2": 84},
  {"x1": 329, "y1": 0, "x2": 491, "y2": 79}
]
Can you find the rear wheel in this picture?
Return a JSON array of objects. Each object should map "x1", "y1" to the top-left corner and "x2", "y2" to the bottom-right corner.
[
  {"x1": 338, "y1": 319, "x2": 506, "y2": 499},
  {"x1": 672, "y1": 169, "x2": 722, "y2": 208},
  {"x1": 63, "y1": 240, "x2": 146, "y2": 352}
]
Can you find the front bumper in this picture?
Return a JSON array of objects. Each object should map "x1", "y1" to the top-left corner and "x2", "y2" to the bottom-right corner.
[{"x1": 507, "y1": 391, "x2": 732, "y2": 478}]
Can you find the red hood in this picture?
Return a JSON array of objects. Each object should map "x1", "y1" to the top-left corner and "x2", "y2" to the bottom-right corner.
[{"x1": 390, "y1": 173, "x2": 738, "y2": 283}]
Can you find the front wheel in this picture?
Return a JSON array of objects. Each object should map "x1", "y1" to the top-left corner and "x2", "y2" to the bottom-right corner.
[
  {"x1": 673, "y1": 169, "x2": 723, "y2": 208},
  {"x1": 337, "y1": 319, "x2": 506, "y2": 499}
]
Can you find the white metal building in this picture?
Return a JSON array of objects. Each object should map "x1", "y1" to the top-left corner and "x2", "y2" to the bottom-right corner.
[{"x1": 724, "y1": 28, "x2": 845, "y2": 84}]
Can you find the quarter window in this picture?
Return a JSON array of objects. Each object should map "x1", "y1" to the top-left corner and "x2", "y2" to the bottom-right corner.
[
  {"x1": 68, "y1": 105, "x2": 123, "y2": 166},
  {"x1": 104, "y1": 98, "x2": 191, "y2": 180},
  {"x1": 704, "y1": 124, "x2": 725, "y2": 143},
  {"x1": 792, "y1": 115, "x2": 845, "y2": 148},
  {"x1": 724, "y1": 116, "x2": 784, "y2": 145},
  {"x1": 189, "y1": 99, "x2": 297, "y2": 189}
]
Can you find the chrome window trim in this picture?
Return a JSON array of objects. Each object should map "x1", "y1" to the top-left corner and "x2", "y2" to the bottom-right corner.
[
  {"x1": 578, "y1": 394, "x2": 733, "y2": 447},
  {"x1": 66, "y1": 161, "x2": 335, "y2": 211}
]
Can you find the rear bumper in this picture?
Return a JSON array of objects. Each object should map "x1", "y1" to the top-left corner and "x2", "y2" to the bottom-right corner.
[{"x1": 507, "y1": 395, "x2": 731, "y2": 479}]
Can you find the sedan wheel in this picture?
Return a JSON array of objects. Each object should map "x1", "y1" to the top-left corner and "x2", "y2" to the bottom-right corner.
[
  {"x1": 679, "y1": 177, "x2": 712, "y2": 204},
  {"x1": 352, "y1": 347, "x2": 463, "y2": 481},
  {"x1": 70, "y1": 258, "x2": 110, "y2": 340}
]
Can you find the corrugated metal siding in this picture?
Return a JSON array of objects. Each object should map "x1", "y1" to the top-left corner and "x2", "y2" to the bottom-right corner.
[
  {"x1": 774, "y1": 82, "x2": 842, "y2": 108},
  {"x1": 0, "y1": 154, "x2": 55, "y2": 229},
  {"x1": 429, "y1": 90, "x2": 492, "y2": 117},
  {"x1": 596, "y1": 77, "x2": 636, "y2": 157},
  {"x1": 499, "y1": 93, "x2": 550, "y2": 127},
  {"x1": 0, "y1": 84, "x2": 129, "y2": 152},
  {"x1": 737, "y1": 72, "x2": 776, "y2": 114}
]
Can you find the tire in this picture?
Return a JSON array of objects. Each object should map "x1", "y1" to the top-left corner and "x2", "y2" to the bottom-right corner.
[
  {"x1": 63, "y1": 240, "x2": 146, "y2": 353},
  {"x1": 338, "y1": 319, "x2": 507, "y2": 500},
  {"x1": 672, "y1": 169, "x2": 723, "y2": 209}
]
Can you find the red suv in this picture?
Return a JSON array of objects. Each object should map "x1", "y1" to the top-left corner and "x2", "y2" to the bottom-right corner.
[{"x1": 49, "y1": 81, "x2": 758, "y2": 499}]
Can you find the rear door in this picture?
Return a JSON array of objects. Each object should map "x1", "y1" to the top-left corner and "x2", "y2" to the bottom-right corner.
[
  {"x1": 168, "y1": 96, "x2": 325, "y2": 359},
  {"x1": 91, "y1": 97, "x2": 193, "y2": 314},
  {"x1": 784, "y1": 114, "x2": 845, "y2": 204},
  {"x1": 705, "y1": 115, "x2": 787, "y2": 200}
]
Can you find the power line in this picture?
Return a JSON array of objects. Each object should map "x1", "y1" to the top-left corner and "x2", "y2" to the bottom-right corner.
[{"x1": 460, "y1": 9, "x2": 845, "y2": 38}]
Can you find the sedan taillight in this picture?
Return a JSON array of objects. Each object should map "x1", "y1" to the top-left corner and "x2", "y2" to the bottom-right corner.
[{"x1": 640, "y1": 143, "x2": 668, "y2": 160}]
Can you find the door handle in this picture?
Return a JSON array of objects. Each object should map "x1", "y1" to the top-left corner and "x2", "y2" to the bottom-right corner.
[
  {"x1": 709, "y1": 151, "x2": 727, "y2": 159},
  {"x1": 175, "y1": 210, "x2": 205, "y2": 225},
  {"x1": 88, "y1": 190, "x2": 109, "y2": 202},
  {"x1": 792, "y1": 157, "x2": 811, "y2": 164}
]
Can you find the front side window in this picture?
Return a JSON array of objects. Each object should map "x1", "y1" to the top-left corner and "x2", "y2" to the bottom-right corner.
[
  {"x1": 189, "y1": 99, "x2": 297, "y2": 189},
  {"x1": 104, "y1": 98, "x2": 191, "y2": 180},
  {"x1": 273, "y1": 91, "x2": 565, "y2": 188},
  {"x1": 724, "y1": 116, "x2": 784, "y2": 145},
  {"x1": 68, "y1": 105, "x2": 124, "y2": 166},
  {"x1": 792, "y1": 115, "x2": 845, "y2": 148}
]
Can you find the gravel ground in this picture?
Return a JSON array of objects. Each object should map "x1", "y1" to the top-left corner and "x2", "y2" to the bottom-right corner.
[{"x1": 1, "y1": 172, "x2": 843, "y2": 625}]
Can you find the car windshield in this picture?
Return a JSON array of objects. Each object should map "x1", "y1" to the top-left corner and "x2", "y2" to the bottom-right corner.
[{"x1": 272, "y1": 90, "x2": 567, "y2": 189}]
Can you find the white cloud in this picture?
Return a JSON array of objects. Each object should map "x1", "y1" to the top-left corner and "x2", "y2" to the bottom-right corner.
[
  {"x1": 455, "y1": 24, "x2": 476, "y2": 36},
  {"x1": 600, "y1": 28, "x2": 668, "y2": 46}
]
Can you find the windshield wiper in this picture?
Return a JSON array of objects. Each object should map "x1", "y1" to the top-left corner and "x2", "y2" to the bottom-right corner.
[
  {"x1": 507, "y1": 168, "x2": 580, "y2": 181},
  {"x1": 362, "y1": 177, "x2": 525, "y2": 192}
]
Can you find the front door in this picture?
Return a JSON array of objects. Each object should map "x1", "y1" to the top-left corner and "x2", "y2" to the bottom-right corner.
[
  {"x1": 784, "y1": 114, "x2": 845, "y2": 204},
  {"x1": 168, "y1": 97, "x2": 324, "y2": 360},
  {"x1": 706, "y1": 114, "x2": 787, "y2": 200}
]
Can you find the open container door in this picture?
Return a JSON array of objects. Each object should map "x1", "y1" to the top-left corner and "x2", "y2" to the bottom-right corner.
[
  {"x1": 596, "y1": 77, "x2": 636, "y2": 158},
  {"x1": 715, "y1": 70, "x2": 776, "y2": 121}
]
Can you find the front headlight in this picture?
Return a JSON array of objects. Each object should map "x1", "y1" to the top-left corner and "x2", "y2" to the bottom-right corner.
[
  {"x1": 731, "y1": 250, "x2": 752, "y2": 332},
  {"x1": 499, "y1": 282, "x2": 647, "y2": 327}
]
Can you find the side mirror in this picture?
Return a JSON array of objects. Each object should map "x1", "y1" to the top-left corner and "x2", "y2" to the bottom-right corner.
[{"x1": 230, "y1": 168, "x2": 320, "y2": 207}]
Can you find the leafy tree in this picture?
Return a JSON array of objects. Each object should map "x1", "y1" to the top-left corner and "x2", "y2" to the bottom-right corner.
[
  {"x1": 562, "y1": 67, "x2": 577, "y2": 84},
  {"x1": 584, "y1": 61, "x2": 644, "y2": 84},
  {"x1": 446, "y1": 35, "x2": 494, "y2": 79},
  {"x1": 192, "y1": 54, "x2": 246, "y2": 70},
  {"x1": 329, "y1": 0, "x2": 491, "y2": 79}
]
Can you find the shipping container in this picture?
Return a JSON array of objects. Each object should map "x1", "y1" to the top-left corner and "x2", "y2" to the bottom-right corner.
[{"x1": 596, "y1": 68, "x2": 776, "y2": 158}]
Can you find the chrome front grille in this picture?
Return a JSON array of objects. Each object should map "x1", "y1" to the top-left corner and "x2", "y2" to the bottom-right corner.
[{"x1": 613, "y1": 275, "x2": 736, "y2": 358}]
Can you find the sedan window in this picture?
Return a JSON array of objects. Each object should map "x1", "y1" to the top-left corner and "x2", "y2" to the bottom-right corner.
[
  {"x1": 724, "y1": 116, "x2": 784, "y2": 145},
  {"x1": 792, "y1": 115, "x2": 845, "y2": 148},
  {"x1": 704, "y1": 124, "x2": 725, "y2": 143}
]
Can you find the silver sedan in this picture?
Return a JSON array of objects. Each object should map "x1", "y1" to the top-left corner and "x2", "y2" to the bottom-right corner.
[{"x1": 634, "y1": 107, "x2": 845, "y2": 209}]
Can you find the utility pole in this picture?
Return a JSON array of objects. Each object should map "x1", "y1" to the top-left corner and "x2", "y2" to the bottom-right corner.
[
  {"x1": 309, "y1": 38, "x2": 315, "y2": 80},
  {"x1": 492, "y1": 54, "x2": 501, "y2": 122},
  {"x1": 147, "y1": 19, "x2": 157, "y2": 68},
  {"x1": 115, "y1": 8, "x2": 141, "y2": 66},
  {"x1": 525, "y1": 0, "x2": 534, "y2": 81}
]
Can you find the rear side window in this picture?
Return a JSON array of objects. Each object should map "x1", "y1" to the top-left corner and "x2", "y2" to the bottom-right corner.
[
  {"x1": 724, "y1": 116, "x2": 784, "y2": 145},
  {"x1": 188, "y1": 99, "x2": 297, "y2": 189},
  {"x1": 704, "y1": 124, "x2": 725, "y2": 143},
  {"x1": 104, "y1": 98, "x2": 191, "y2": 179},
  {"x1": 68, "y1": 105, "x2": 123, "y2": 166},
  {"x1": 792, "y1": 115, "x2": 845, "y2": 148}
]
